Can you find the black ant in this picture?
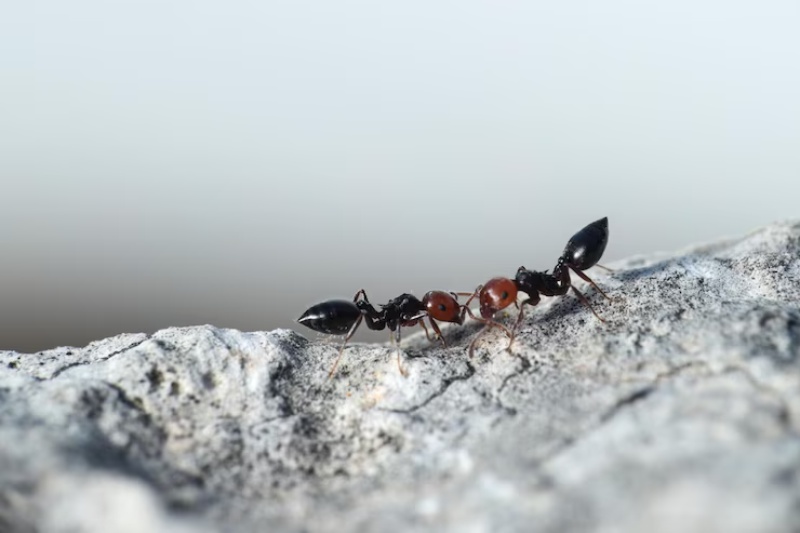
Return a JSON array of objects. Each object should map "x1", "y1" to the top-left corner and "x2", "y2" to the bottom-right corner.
[
  {"x1": 297, "y1": 289, "x2": 467, "y2": 379},
  {"x1": 465, "y1": 217, "x2": 611, "y2": 356}
]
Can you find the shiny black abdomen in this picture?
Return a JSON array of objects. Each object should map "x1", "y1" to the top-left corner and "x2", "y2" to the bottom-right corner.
[
  {"x1": 297, "y1": 299, "x2": 362, "y2": 335},
  {"x1": 561, "y1": 217, "x2": 608, "y2": 270}
]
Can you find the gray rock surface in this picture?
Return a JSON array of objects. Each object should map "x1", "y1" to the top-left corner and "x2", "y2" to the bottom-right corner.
[{"x1": 2, "y1": 220, "x2": 800, "y2": 533}]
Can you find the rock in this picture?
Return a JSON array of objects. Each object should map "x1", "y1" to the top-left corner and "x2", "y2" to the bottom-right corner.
[{"x1": 2, "y1": 220, "x2": 800, "y2": 533}]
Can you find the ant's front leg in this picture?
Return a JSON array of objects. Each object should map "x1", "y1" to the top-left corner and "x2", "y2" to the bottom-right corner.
[
  {"x1": 457, "y1": 286, "x2": 482, "y2": 323},
  {"x1": 508, "y1": 292, "x2": 541, "y2": 350},
  {"x1": 461, "y1": 306, "x2": 514, "y2": 358},
  {"x1": 427, "y1": 318, "x2": 447, "y2": 347},
  {"x1": 418, "y1": 320, "x2": 438, "y2": 344}
]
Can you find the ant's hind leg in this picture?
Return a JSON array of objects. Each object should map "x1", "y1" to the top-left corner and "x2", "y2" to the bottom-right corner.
[
  {"x1": 570, "y1": 286, "x2": 606, "y2": 323},
  {"x1": 327, "y1": 315, "x2": 363, "y2": 380},
  {"x1": 594, "y1": 264, "x2": 614, "y2": 273},
  {"x1": 570, "y1": 267, "x2": 611, "y2": 301},
  {"x1": 393, "y1": 328, "x2": 409, "y2": 377}
]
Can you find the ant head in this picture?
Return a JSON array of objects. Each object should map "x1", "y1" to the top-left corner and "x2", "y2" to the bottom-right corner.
[
  {"x1": 479, "y1": 277, "x2": 518, "y2": 319},
  {"x1": 423, "y1": 291, "x2": 463, "y2": 325}
]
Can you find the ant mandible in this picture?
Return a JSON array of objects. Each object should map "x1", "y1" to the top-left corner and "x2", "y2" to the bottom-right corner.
[
  {"x1": 466, "y1": 217, "x2": 611, "y2": 357},
  {"x1": 297, "y1": 289, "x2": 467, "y2": 379}
]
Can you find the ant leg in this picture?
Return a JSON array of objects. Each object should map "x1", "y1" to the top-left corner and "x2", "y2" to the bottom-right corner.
[
  {"x1": 354, "y1": 289, "x2": 385, "y2": 330},
  {"x1": 468, "y1": 326, "x2": 490, "y2": 359},
  {"x1": 458, "y1": 286, "x2": 482, "y2": 323},
  {"x1": 418, "y1": 320, "x2": 436, "y2": 343},
  {"x1": 448, "y1": 292, "x2": 471, "y2": 327},
  {"x1": 393, "y1": 327, "x2": 408, "y2": 377},
  {"x1": 548, "y1": 265, "x2": 571, "y2": 296},
  {"x1": 595, "y1": 264, "x2": 614, "y2": 273},
  {"x1": 463, "y1": 306, "x2": 513, "y2": 337},
  {"x1": 570, "y1": 267, "x2": 611, "y2": 301},
  {"x1": 428, "y1": 319, "x2": 447, "y2": 347},
  {"x1": 506, "y1": 306, "x2": 524, "y2": 352},
  {"x1": 570, "y1": 285, "x2": 606, "y2": 323},
  {"x1": 463, "y1": 306, "x2": 513, "y2": 358},
  {"x1": 462, "y1": 288, "x2": 481, "y2": 307},
  {"x1": 327, "y1": 315, "x2": 363, "y2": 380},
  {"x1": 508, "y1": 294, "x2": 540, "y2": 350}
]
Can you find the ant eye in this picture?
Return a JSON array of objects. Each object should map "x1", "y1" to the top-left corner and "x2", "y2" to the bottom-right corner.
[
  {"x1": 501, "y1": 291, "x2": 509, "y2": 300},
  {"x1": 438, "y1": 303, "x2": 447, "y2": 312}
]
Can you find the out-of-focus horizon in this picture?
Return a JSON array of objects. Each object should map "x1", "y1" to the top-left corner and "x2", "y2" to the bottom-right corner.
[{"x1": 2, "y1": 1, "x2": 799, "y2": 352}]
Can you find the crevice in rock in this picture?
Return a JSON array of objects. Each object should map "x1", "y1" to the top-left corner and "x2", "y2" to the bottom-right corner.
[
  {"x1": 381, "y1": 361, "x2": 477, "y2": 415},
  {"x1": 265, "y1": 360, "x2": 300, "y2": 419},
  {"x1": 493, "y1": 353, "x2": 536, "y2": 417},
  {"x1": 209, "y1": 327, "x2": 233, "y2": 351},
  {"x1": 534, "y1": 362, "x2": 703, "y2": 467},
  {"x1": 49, "y1": 337, "x2": 151, "y2": 379},
  {"x1": 715, "y1": 364, "x2": 795, "y2": 432},
  {"x1": 537, "y1": 358, "x2": 797, "y2": 470},
  {"x1": 597, "y1": 385, "x2": 655, "y2": 423},
  {"x1": 104, "y1": 382, "x2": 150, "y2": 418},
  {"x1": 497, "y1": 353, "x2": 534, "y2": 398},
  {"x1": 647, "y1": 360, "x2": 795, "y2": 432}
]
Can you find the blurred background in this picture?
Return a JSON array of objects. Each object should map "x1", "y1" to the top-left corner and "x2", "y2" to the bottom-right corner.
[{"x1": 1, "y1": 1, "x2": 798, "y2": 352}]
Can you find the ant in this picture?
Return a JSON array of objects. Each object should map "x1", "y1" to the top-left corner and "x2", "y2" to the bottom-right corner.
[
  {"x1": 465, "y1": 217, "x2": 611, "y2": 357},
  {"x1": 297, "y1": 289, "x2": 468, "y2": 379}
]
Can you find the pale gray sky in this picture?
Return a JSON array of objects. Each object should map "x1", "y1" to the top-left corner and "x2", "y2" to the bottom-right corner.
[{"x1": 1, "y1": 0, "x2": 799, "y2": 350}]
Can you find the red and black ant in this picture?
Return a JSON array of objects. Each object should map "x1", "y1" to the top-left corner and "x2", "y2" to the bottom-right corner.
[
  {"x1": 465, "y1": 217, "x2": 611, "y2": 356},
  {"x1": 297, "y1": 289, "x2": 468, "y2": 379}
]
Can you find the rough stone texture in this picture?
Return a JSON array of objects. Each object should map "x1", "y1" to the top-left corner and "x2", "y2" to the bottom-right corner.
[{"x1": 2, "y1": 220, "x2": 800, "y2": 533}]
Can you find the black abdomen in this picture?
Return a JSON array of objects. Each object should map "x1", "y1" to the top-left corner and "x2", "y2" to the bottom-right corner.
[
  {"x1": 297, "y1": 299, "x2": 362, "y2": 335},
  {"x1": 561, "y1": 217, "x2": 609, "y2": 270}
]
